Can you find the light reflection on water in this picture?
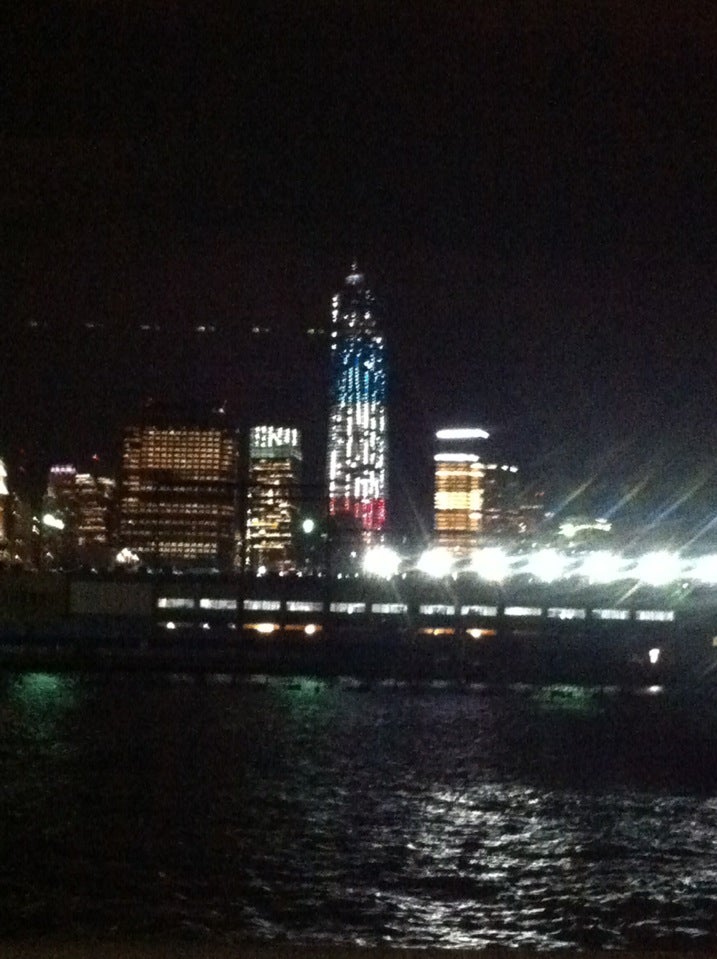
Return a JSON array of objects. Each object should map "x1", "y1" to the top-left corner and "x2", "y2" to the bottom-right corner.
[{"x1": 0, "y1": 672, "x2": 716, "y2": 948}]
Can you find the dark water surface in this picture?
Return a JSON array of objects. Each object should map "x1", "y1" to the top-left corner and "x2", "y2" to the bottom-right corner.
[{"x1": 2, "y1": 672, "x2": 717, "y2": 950}]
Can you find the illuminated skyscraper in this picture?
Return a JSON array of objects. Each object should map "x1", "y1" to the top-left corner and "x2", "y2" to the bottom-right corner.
[
  {"x1": 75, "y1": 473, "x2": 116, "y2": 555},
  {"x1": 481, "y1": 461, "x2": 524, "y2": 535},
  {"x1": 118, "y1": 411, "x2": 238, "y2": 570},
  {"x1": 40, "y1": 465, "x2": 116, "y2": 568},
  {"x1": 41, "y1": 465, "x2": 79, "y2": 569},
  {"x1": 326, "y1": 264, "x2": 387, "y2": 534},
  {"x1": 245, "y1": 426, "x2": 301, "y2": 572},
  {"x1": 434, "y1": 428, "x2": 489, "y2": 550},
  {"x1": 433, "y1": 428, "x2": 527, "y2": 543}
]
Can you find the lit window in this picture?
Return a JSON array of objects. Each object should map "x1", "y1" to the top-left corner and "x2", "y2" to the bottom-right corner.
[
  {"x1": 157, "y1": 597, "x2": 195, "y2": 609},
  {"x1": 591, "y1": 609, "x2": 630, "y2": 621},
  {"x1": 244, "y1": 599, "x2": 280, "y2": 611},
  {"x1": 547, "y1": 607, "x2": 586, "y2": 620},
  {"x1": 636, "y1": 610, "x2": 675, "y2": 622},
  {"x1": 329, "y1": 602, "x2": 366, "y2": 614},
  {"x1": 286, "y1": 601, "x2": 323, "y2": 612},
  {"x1": 461, "y1": 605, "x2": 498, "y2": 617},
  {"x1": 371, "y1": 603, "x2": 408, "y2": 614},
  {"x1": 504, "y1": 606, "x2": 542, "y2": 617},
  {"x1": 419, "y1": 604, "x2": 455, "y2": 615},
  {"x1": 199, "y1": 598, "x2": 237, "y2": 610}
]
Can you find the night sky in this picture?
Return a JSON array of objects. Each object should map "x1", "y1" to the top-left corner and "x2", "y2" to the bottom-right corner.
[{"x1": 3, "y1": 3, "x2": 717, "y2": 534}]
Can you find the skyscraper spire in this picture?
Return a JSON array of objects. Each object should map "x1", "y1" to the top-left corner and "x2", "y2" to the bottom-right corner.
[{"x1": 346, "y1": 260, "x2": 364, "y2": 285}]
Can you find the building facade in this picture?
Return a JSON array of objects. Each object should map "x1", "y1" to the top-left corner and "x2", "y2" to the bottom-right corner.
[
  {"x1": 41, "y1": 465, "x2": 116, "y2": 568},
  {"x1": 245, "y1": 425, "x2": 301, "y2": 572},
  {"x1": 75, "y1": 473, "x2": 116, "y2": 558},
  {"x1": 433, "y1": 428, "x2": 489, "y2": 550},
  {"x1": 119, "y1": 417, "x2": 238, "y2": 570},
  {"x1": 326, "y1": 264, "x2": 387, "y2": 535},
  {"x1": 481, "y1": 462, "x2": 526, "y2": 536}
]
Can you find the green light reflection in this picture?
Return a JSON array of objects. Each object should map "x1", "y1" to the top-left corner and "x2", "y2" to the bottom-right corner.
[
  {"x1": 9, "y1": 671, "x2": 78, "y2": 739},
  {"x1": 532, "y1": 684, "x2": 603, "y2": 714}
]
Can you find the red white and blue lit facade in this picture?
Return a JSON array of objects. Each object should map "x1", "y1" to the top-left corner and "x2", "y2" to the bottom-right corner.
[{"x1": 326, "y1": 265, "x2": 387, "y2": 533}]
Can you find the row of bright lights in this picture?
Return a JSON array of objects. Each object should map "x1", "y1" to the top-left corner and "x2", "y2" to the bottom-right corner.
[
  {"x1": 363, "y1": 546, "x2": 717, "y2": 587},
  {"x1": 166, "y1": 621, "x2": 320, "y2": 636}
]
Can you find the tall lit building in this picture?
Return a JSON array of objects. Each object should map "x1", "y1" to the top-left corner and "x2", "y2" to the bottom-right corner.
[
  {"x1": 433, "y1": 427, "x2": 530, "y2": 542},
  {"x1": 434, "y1": 428, "x2": 489, "y2": 550},
  {"x1": 326, "y1": 264, "x2": 387, "y2": 534},
  {"x1": 7, "y1": 492, "x2": 35, "y2": 569},
  {"x1": 481, "y1": 462, "x2": 524, "y2": 535},
  {"x1": 41, "y1": 465, "x2": 79, "y2": 569},
  {"x1": 245, "y1": 426, "x2": 301, "y2": 572},
  {"x1": 118, "y1": 412, "x2": 238, "y2": 570},
  {"x1": 40, "y1": 465, "x2": 116, "y2": 568},
  {"x1": 75, "y1": 473, "x2": 116, "y2": 553}
]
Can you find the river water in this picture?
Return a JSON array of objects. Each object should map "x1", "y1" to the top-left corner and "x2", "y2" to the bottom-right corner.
[{"x1": 1, "y1": 672, "x2": 717, "y2": 950}]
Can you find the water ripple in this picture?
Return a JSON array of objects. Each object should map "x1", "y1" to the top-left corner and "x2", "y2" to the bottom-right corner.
[{"x1": 1, "y1": 674, "x2": 717, "y2": 947}]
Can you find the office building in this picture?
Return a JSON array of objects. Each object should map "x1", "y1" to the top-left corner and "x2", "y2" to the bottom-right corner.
[
  {"x1": 75, "y1": 473, "x2": 116, "y2": 556},
  {"x1": 433, "y1": 428, "x2": 531, "y2": 541},
  {"x1": 41, "y1": 465, "x2": 80, "y2": 569},
  {"x1": 118, "y1": 412, "x2": 238, "y2": 570},
  {"x1": 433, "y1": 428, "x2": 489, "y2": 550},
  {"x1": 7, "y1": 492, "x2": 35, "y2": 569},
  {"x1": 326, "y1": 264, "x2": 387, "y2": 536},
  {"x1": 41, "y1": 465, "x2": 116, "y2": 569},
  {"x1": 481, "y1": 462, "x2": 528, "y2": 535},
  {"x1": 245, "y1": 425, "x2": 301, "y2": 572}
]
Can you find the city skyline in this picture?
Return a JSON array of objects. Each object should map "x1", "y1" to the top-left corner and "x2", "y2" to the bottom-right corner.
[{"x1": 3, "y1": 4, "x2": 717, "y2": 532}]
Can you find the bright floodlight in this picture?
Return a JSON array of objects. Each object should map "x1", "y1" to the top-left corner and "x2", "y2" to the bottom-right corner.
[
  {"x1": 416, "y1": 547, "x2": 454, "y2": 578},
  {"x1": 436, "y1": 428, "x2": 490, "y2": 440},
  {"x1": 688, "y1": 554, "x2": 717, "y2": 584},
  {"x1": 301, "y1": 518, "x2": 316, "y2": 534},
  {"x1": 363, "y1": 545, "x2": 401, "y2": 579},
  {"x1": 632, "y1": 551, "x2": 681, "y2": 587},
  {"x1": 525, "y1": 548, "x2": 568, "y2": 583},
  {"x1": 579, "y1": 551, "x2": 625, "y2": 584},
  {"x1": 471, "y1": 547, "x2": 511, "y2": 582}
]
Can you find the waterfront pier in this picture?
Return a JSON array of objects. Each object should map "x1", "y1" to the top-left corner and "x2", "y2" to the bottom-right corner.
[{"x1": 0, "y1": 570, "x2": 715, "y2": 686}]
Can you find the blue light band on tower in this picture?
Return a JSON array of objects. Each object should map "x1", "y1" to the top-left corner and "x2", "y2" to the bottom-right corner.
[{"x1": 326, "y1": 264, "x2": 387, "y2": 533}]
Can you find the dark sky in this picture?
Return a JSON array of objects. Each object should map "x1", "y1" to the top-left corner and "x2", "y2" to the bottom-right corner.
[{"x1": 3, "y1": 2, "x2": 717, "y2": 531}]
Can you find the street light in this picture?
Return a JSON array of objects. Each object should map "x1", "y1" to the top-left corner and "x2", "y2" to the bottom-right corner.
[
  {"x1": 416, "y1": 547, "x2": 454, "y2": 578},
  {"x1": 363, "y1": 545, "x2": 401, "y2": 578},
  {"x1": 470, "y1": 547, "x2": 511, "y2": 582}
]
